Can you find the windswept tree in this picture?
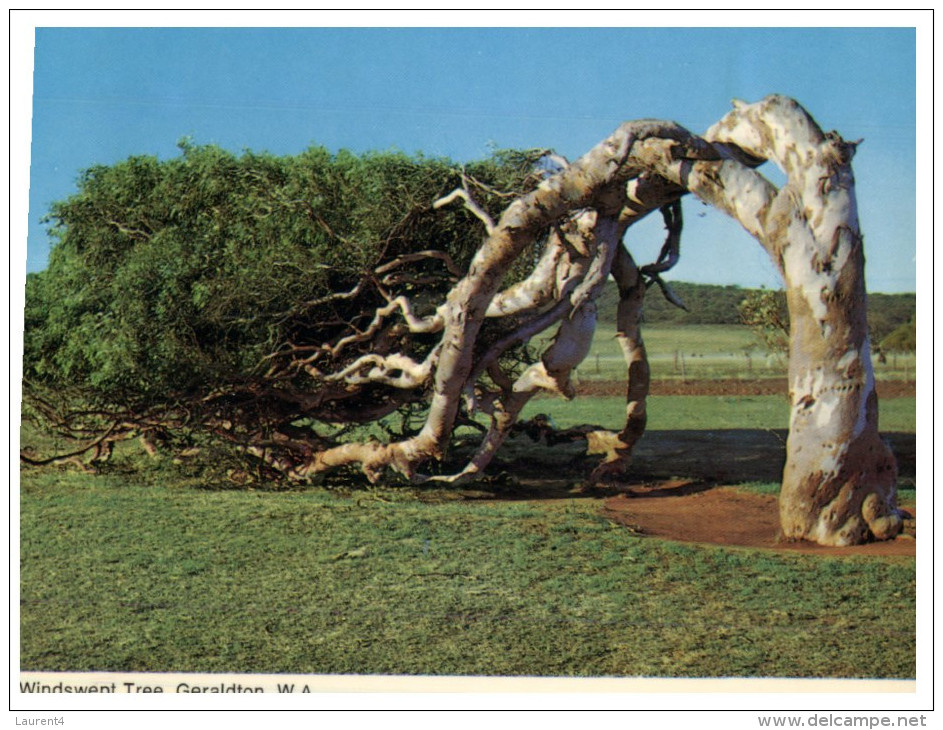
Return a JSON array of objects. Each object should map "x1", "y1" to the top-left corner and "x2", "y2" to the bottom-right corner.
[{"x1": 22, "y1": 95, "x2": 905, "y2": 546}]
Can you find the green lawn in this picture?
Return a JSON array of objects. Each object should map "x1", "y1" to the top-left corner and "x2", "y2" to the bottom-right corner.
[
  {"x1": 522, "y1": 394, "x2": 916, "y2": 433},
  {"x1": 20, "y1": 472, "x2": 916, "y2": 678},
  {"x1": 18, "y1": 328, "x2": 918, "y2": 679}
]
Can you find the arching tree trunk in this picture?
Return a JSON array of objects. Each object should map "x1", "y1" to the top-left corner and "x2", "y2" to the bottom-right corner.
[
  {"x1": 643, "y1": 95, "x2": 903, "y2": 545},
  {"x1": 719, "y1": 98, "x2": 902, "y2": 545},
  {"x1": 290, "y1": 96, "x2": 903, "y2": 544},
  {"x1": 779, "y1": 259, "x2": 901, "y2": 544}
]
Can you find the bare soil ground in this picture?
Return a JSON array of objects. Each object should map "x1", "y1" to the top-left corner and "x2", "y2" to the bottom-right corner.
[
  {"x1": 597, "y1": 422, "x2": 916, "y2": 557},
  {"x1": 601, "y1": 483, "x2": 916, "y2": 557},
  {"x1": 462, "y1": 379, "x2": 917, "y2": 558}
]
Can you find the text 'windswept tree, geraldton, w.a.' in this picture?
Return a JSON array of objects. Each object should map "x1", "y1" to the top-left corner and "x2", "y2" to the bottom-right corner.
[{"x1": 22, "y1": 95, "x2": 905, "y2": 546}]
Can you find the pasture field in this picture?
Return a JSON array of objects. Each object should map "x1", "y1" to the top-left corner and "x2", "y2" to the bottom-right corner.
[
  {"x1": 20, "y1": 470, "x2": 915, "y2": 679},
  {"x1": 19, "y1": 387, "x2": 917, "y2": 679},
  {"x1": 565, "y1": 324, "x2": 917, "y2": 383},
  {"x1": 18, "y1": 322, "x2": 918, "y2": 679}
]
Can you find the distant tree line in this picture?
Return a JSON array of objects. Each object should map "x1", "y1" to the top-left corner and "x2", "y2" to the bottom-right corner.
[{"x1": 596, "y1": 280, "x2": 916, "y2": 352}]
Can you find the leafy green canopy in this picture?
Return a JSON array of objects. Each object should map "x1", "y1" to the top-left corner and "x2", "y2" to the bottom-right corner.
[{"x1": 24, "y1": 143, "x2": 543, "y2": 415}]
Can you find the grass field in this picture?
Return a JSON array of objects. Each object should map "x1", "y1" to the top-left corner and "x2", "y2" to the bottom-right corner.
[
  {"x1": 20, "y1": 472, "x2": 915, "y2": 679},
  {"x1": 562, "y1": 324, "x2": 918, "y2": 383},
  {"x1": 20, "y1": 388, "x2": 917, "y2": 678},
  {"x1": 522, "y1": 393, "x2": 916, "y2": 433},
  {"x1": 18, "y1": 323, "x2": 918, "y2": 679}
]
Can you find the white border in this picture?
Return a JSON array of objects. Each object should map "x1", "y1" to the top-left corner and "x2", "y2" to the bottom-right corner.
[{"x1": 7, "y1": 7, "x2": 936, "y2": 721}]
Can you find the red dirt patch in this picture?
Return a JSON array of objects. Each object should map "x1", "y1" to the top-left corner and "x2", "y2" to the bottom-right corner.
[
  {"x1": 458, "y1": 414, "x2": 916, "y2": 559},
  {"x1": 601, "y1": 482, "x2": 916, "y2": 557},
  {"x1": 577, "y1": 379, "x2": 916, "y2": 398}
]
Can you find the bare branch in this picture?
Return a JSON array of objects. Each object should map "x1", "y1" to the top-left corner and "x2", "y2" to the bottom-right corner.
[
  {"x1": 326, "y1": 295, "x2": 446, "y2": 358},
  {"x1": 325, "y1": 346, "x2": 441, "y2": 390},
  {"x1": 640, "y1": 201, "x2": 683, "y2": 277},
  {"x1": 433, "y1": 182, "x2": 496, "y2": 235},
  {"x1": 374, "y1": 249, "x2": 464, "y2": 279},
  {"x1": 20, "y1": 421, "x2": 121, "y2": 466}
]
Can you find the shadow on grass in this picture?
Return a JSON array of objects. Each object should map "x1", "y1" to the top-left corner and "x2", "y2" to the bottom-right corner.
[{"x1": 442, "y1": 429, "x2": 915, "y2": 501}]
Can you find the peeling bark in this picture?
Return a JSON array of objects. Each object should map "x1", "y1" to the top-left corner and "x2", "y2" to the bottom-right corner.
[
  {"x1": 588, "y1": 246, "x2": 651, "y2": 482},
  {"x1": 642, "y1": 95, "x2": 901, "y2": 545}
]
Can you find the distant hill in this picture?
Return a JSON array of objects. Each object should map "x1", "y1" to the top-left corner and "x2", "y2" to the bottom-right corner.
[{"x1": 595, "y1": 280, "x2": 915, "y2": 340}]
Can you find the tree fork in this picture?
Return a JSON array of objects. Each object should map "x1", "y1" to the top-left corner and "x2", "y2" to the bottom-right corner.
[{"x1": 320, "y1": 121, "x2": 705, "y2": 481}]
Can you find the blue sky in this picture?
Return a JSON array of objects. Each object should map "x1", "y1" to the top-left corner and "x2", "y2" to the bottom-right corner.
[{"x1": 23, "y1": 21, "x2": 920, "y2": 292}]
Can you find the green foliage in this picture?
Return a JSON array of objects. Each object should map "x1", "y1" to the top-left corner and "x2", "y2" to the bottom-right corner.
[
  {"x1": 24, "y1": 143, "x2": 544, "y2": 443},
  {"x1": 867, "y1": 293, "x2": 916, "y2": 343},
  {"x1": 738, "y1": 288, "x2": 789, "y2": 355},
  {"x1": 647, "y1": 282, "x2": 759, "y2": 325},
  {"x1": 880, "y1": 320, "x2": 917, "y2": 354},
  {"x1": 595, "y1": 281, "x2": 757, "y2": 325}
]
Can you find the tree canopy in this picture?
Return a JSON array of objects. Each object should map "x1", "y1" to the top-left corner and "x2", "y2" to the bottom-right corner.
[{"x1": 23, "y1": 142, "x2": 550, "y2": 473}]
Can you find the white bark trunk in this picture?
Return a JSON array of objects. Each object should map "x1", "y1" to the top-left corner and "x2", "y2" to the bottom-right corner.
[
  {"x1": 588, "y1": 246, "x2": 651, "y2": 482},
  {"x1": 642, "y1": 96, "x2": 902, "y2": 545},
  {"x1": 278, "y1": 96, "x2": 901, "y2": 546}
]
